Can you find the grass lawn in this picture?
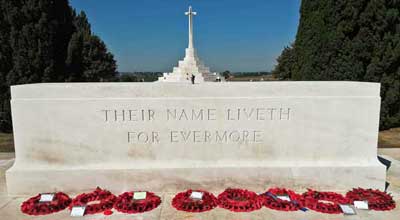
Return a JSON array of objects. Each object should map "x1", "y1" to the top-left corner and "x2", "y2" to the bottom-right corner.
[
  {"x1": 0, "y1": 132, "x2": 14, "y2": 152},
  {"x1": 378, "y1": 127, "x2": 400, "y2": 148},
  {"x1": 0, "y1": 128, "x2": 398, "y2": 152}
]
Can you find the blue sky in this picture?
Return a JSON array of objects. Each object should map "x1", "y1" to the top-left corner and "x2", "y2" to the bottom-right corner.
[{"x1": 69, "y1": 0, "x2": 301, "y2": 72}]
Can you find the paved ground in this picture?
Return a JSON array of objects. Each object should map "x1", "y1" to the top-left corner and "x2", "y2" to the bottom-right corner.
[{"x1": 0, "y1": 150, "x2": 399, "y2": 220}]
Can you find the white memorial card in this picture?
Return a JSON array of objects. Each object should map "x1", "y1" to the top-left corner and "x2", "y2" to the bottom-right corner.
[
  {"x1": 339, "y1": 204, "x2": 356, "y2": 215},
  {"x1": 354, "y1": 200, "x2": 369, "y2": 210},
  {"x1": 133, "y1": 191, "x2": 147, "y2": 200},
  {"x1": 190, "y1": 191, "x2": 204, "y2": 200},
  {"x1": 39, "y1": 193, "x2": 54, "y2": 202},
  {"x1": 70, "y1": 206, "x2": 86, "y2": 217},
  {"x1": 276, "y1": 195, "x2": 291, "y2": 202}
]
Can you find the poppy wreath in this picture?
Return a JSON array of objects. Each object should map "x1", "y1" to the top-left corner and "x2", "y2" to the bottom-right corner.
[
  {"x1": 113, "y1": 191, "x2": 161, "y2": 214},
  {"x1": 217, "y1": 188, "x2": 265, "y2": 212},
  {"x1": 172, "y1": 189, "x2": 218, "y2": 212},
  {"x1": 20, "y1": 192, "x2": 71, "y2": 216},
  {"x1": 301, "y1": 189, "x2": 350, "y2": 214},
  {"x1": 346, "y1": 188, "x2": 396, "y2": 211},
  {"x1": 263, "y1": 187, "x2": 304, "y2": 211},
  {"x1": 69, "y1": 187, "x2": 116, "y2": 215}
]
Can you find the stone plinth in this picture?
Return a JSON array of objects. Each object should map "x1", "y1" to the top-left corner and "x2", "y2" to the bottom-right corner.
[
  {"x1": 159, "y1": 48, "x2": 219, "y2": 83},
  {"x1": 6, "y1": 82, "x2": 385, "y2": 195}
]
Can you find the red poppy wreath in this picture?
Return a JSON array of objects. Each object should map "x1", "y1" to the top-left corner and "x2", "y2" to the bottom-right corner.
[
  {"x1": 69, "y1": 187, "x2": 116, "y2": 215},
  {"x1": 172, "y1": 189, "x2": 218, "y2": 212},
  {"x1": 217, "y1": 188, "x2": 265, "y2": 212},
  {"x1": 301, "y1": 189, "x2": 350, "y2": 214},
  {"x1": 113, "y1": 191, "x2": 161, "y2": 214},
  {"x1": 263, "y1": 187, "x2": 304, "y2": 211},
  {"x1": 21, "y1": 192, "x2": 71, "y2": 216},
  {"x1": 346, "y1": 188, "x2": 396, "y2": 211}
]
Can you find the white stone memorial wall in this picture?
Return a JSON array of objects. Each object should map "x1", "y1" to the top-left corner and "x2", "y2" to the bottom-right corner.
[{"x1": 6, "y1": 82, "x2": 385, "y2": 195}]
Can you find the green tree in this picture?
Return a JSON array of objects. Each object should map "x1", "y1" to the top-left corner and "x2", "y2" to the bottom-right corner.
[
  {"x1": 222, "y1": 70, "x2": 231, "y2": 80},
  {"x1": 0, "y1": 0, "x2": 12, "y2": 120},
  {"x1": 0, "y1": 0, "x2": 117, "y2": 131},
  {"x1": 273, "y1": 0, "x2": 400, "y2": 130},
  {"x1": 272, "y1": 45, "x2": 296, "y2": 80},
  {"x1": 6, "y1": 0, "x2": 74, "y2": 85},
  {"x1": 81, "y1": 35, "x2": 117, "y2": 81},
  {"x1": 119, "y1": 73, "x2": 139, "y2": 82},
  {"x1": 66, "y1": 11, "x2": 117, "y2": 82}
]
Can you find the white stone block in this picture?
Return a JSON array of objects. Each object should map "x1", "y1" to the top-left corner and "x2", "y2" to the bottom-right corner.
[{"x1": 6, "y1": 82, "x2": 386, "y2": 195}]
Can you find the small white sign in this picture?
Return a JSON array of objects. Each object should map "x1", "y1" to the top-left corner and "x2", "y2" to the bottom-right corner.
[
  {"x1": 276, "y1": 195, "x2": 291, "y2": 202},
  {"x1": 39, "y1": 193, "x2": 54, "y2": 202},
  {"x1": 354, "y1": 200, "x2": 369, "y2": 210},
  {"x1": 190, "y1": 191, "x2": 204, "y2": 200},
  {"x1": 70, "y1": 206, "x2": 86, "y2": 217},
  {"x1": 133, "y1": 191, "x2": 147, "y2": 200},
  {"x1": 339, "y1": 204, "x2": 356, "y2": 215}
]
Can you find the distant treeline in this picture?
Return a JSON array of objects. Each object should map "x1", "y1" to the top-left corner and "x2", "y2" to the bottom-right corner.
[
  {"x1": 231, "y1": 72, "x2": 271, "y2": 77},
  {"x1": 118, "y1": 72, "x2": 163, "y2": 82},
  {"x1": 117, "y1": 72, "x2": 272, "y2": 82}
]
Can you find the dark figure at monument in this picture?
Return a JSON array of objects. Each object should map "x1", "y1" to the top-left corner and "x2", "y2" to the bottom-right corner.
[{"x1": 191, "y1": 74, "x2": 195, "y2": 84}]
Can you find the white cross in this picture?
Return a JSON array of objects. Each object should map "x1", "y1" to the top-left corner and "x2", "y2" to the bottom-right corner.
[{"x1": 185, "y1": 6, "x2": 197, "y2": 49}]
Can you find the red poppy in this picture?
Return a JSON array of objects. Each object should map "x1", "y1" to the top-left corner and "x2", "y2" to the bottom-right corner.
[
  {"x1": 346, "y1": 188, "x2": 396, "y2": 211},
  {"x1": 301, "y1": 189, "x2": 349, "y2": 214},
  {"x1": 172, "y1": 189, "x2": 218, "y2": 212},
  {"x1": 69, "y1": 187, "x2": 117, "y2": 215},
  {"x1": 21, "y1": 192, "x2": 71, "y2": 216},
  {"x1": 217, "y1": 188, "x2": 265, "y2": 212},
  {"x1": 113, "y1": 191, "x2": 161, "y2": 213},
  {"x1": 263, "y1": 187, "x2": 304, "y2": 211}
]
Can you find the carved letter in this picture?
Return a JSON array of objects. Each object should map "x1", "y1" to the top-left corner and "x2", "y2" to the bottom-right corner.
[
  {"x1": 137, "y1": 132, "x2": 149, "y2": 143},
  {"x1": 102, "y1": 110, "x2": 111, "y2": 121},
  {"x1": 256, "y1": 108, "x2": 266, "y2": 120},
  {"x1": 208, "y1": 109, "x2": 216, "y2": 120},
  {"x1": 179, "y1": 110, "x2": 189, "y2": 120},
  {"x1": 216, "y1": 131, "x2": 227, "y2": 142},
  {"x1": 280, "y1": 108, "x2": 290, "y2": 120},
  {"x1": 167, "y1": 109, "x2": 177, "y2": 120},
  {"x1": 128, "y1": 132, "x2": 136, "y2": 143},
  {"x1": 148, "y1": 109, "x2": 155, "y2": 121},
  {"x1": 114, "y1": 110, "x2": 125, "y2": 121},
  {"x1": 229, "y1": 131, "x2": 241, "y2": 142},
  {"x1": 204, "y1": 130, "x2": 212, "y2": 142},
  {"x1": 243, "y1": 108, "x2": 255, "y2": 120},
  {"x1": 227, "y1": 109, "x2": 235, "y2": 120},
  {"x1": 192, "y1": 109, "x2": 204, "y2": 120},
  {"x1": 128, "y1": 110, "x2": 138, "y2": 121},
  {"x1": 193, "y1": 131, "x2": 201, "y2": 142},
  {"x1": 152, "y1": 132, "x2": 160, "y2": 143},
  {"x1": 267, "y1": 108, "x2": 276, "y2": 120},
  {"x1": 180, "y1": 131, "x2": 191, "y2": 142},
  {"x1": 254, "y1": 131, "x2": 263, "y2": 143},
  {"x1": 170, "y1": 131, "x2": 179, "y2": 142},
  {"x1": 242, "y1": 130, "x2": 250, "y2": 142}
]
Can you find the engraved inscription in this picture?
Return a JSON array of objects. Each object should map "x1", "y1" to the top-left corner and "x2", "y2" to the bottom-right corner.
[{"x1": 100, "y1": 107, "x2": 292, "y2": 144}]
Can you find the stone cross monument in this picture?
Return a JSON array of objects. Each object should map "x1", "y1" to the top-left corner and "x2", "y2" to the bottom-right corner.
[
  {"x1": 186, "y1": 6, "x2": 196, "y2": 49},
  {"x1": 158, "y1": 6, "x2": 222, "y2": 83}
]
